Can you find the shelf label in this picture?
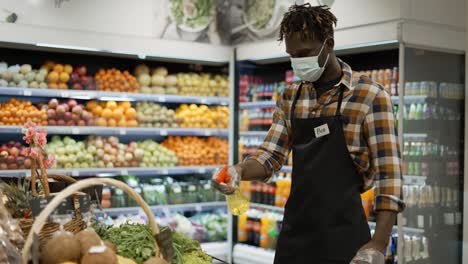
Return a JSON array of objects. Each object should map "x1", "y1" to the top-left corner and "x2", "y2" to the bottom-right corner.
[
  {"x1": 198, "y1": 168, "x2": 206, "y2": 174},
  {"x1": 72, "y1": 128, "x2": 80, "y2": 135},
  {"x1": 200, "y1": 98, "x2": 208, "y2": 104},
  {"x1": 23, "y1": 90, "x2": 32, "y2": 96},
  {"x1": 121, "y1": 169, "x2": 128, "y2": 175},
  {"x1": 158, "y1": 97, "x2": 166, "y2": 103},
  {"x1": 61, "y1": 91, "x2": 70, "y2": 98},
  {"x1": 161, "y1": 169, "x2": 169, "y2": 175},
  {"x1": 204, "y1": 130, "x2": 212, "y2": 136},
  {"x1": 119, "y1": 128, "x2": 126, "y2": 135},
  {"x1": 71, "y1": 170, "x2": 79, "y2": 177},
  {"x1": 160, "y1": 129, "x2": 168, "y2": 136},
  {"x1": 195, "y1": 205, "x2": 202, "y2": 212}
]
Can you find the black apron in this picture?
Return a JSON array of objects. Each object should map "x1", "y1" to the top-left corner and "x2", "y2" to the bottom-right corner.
[{"x1": 274, "y1": 84, "x2": 371, "y2": 264}]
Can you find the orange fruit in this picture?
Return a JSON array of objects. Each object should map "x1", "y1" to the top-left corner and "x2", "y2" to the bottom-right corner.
[
  {"x1": 64, "y1": 64, "x2": 73, "y2": 74},
  {"x1": 47, "y1": 71, "x2": 59, "y2": 83},
  {"x1": 112, "y1": 108, "x2": 123, "y2": 119},
  {"x1": 106, "y1": 101, "x2": 117, "y2": 110},
  {"x1": 102, "y1": 108, "x2": 112, "y2": 119},
  {"x1": 127, "y1": 119, "x2": 138, "y2": 127},
  {"x1": 48, "y1": 82, "x2": 58, "y2": 89},
  {"x1": 107, "y1": 119, "x2": 117, "y2": 127},
  {"x1": 58, "y1": 83, "x2": 68, "y2": 89},
  {"x1": 53, "y1": 64, "x2": 64, "y2": 73},
  {"x1": 119, "y1": 101, "x2": 132, "y2": 110},
  {"x1": 96, "y1": 117, "x2": 107, "y2": 126},
  {"x1": 86, "y1": 101, "x2": 98, "y2": 110},
  {"x1": 124, "y1": 108, "x2": 137, "y2": 119},
  {"x1": 59, "y1": 72, "x2": 70, "y2": 82},
  {"x1": 117, "y1": 118, "x2": 127, "y2": 127},
  {"x1": 93, "y1": 105, "x2": 103, "y2": 116}
]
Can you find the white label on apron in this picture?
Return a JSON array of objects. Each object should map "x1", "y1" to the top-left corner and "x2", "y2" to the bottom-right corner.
[{"x1": 314, "y1": 124, "x2": 330, "y2": 138}]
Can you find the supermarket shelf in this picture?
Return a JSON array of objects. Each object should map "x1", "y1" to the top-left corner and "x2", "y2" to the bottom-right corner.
[
  {"x1": 103, "y1": 202, "x2": 227, "y2": 217},
  {"x1": 403, "y1": 175, "x2": 427, "y2": 185},
  {"x1": 239, "y1": 131, "x2": 268, "y2": 137},
  {"x1": 239, "y1": 101, "x2": 276, "y2": 109},
  {"x1": 403, "y1": 133, "x2": 428, "y2": 139},
  {"x1": 392, "y1": 95, "x2": 430, "y2": 104},
  {"x1": 250, "y1": 203, "x2": 284, "y2": 212},
  {"x1": 233, "y1": 244, "x2": 275, "y2": 264},
  {"x1": 0, "y1": 126, "x2": 228, "y2": 137},
  {"x1": 200, "y1": 242, "x2": 228, "y2": 261},
  {"x1": 0, "y1": 165, "x2": 222, "y2": 178},
  {"x1": 368, "y1": 221, "x2": 425, "y2": 234},
  {"x1": 0, "y1": 87, "x2": 229, "y2": 105}
]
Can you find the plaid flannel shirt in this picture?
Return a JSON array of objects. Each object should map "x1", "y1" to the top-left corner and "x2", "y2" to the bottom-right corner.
[{"x1": 248, "y1": 59, "x2": 405, "y2": 212}]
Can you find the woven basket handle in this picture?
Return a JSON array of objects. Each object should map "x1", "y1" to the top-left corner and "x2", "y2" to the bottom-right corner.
[
  {"x1": 30, "y1": 155, "x2": 51, "y2": 196},
  {"x1": 22, "y1": 178, "x2": 160, "y2": 264}
]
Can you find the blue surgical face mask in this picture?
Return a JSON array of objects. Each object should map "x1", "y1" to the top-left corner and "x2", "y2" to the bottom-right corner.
[{"x1": 290, "y1": 40, "x2": 330, "y2": 82}]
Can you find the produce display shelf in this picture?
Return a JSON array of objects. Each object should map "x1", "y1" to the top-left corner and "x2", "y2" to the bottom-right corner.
[
  {"x1": 0, "y1": 126, "x2": 229, "y2": 137},
  {"x1": 0, "y1": 165, "x2": 222, "y2": 178},
  {"x1": 403, "y1": 175, "x2": 427, "y2": 185},
  {"x1": 239, "y1": 101, "x2": 276, "y2": 110},
  {"x1": 103, "y1": 202, "x2": 227, "y2": 217},
  {"x1": 233, "y1": 244, "x2": 275, "y2": 264},
  {"x1": 368, "y1": 221, "x2": 424, "y2": 234},
  {"x1": 200, "y1": 242, "x2": 228, "y2": 261},
  {"x1": 250, "y1": 203, "x2": 284, "y2": 212},
  {"x1": 0, "y1": 87, "x2": 229, "y2": 105}
]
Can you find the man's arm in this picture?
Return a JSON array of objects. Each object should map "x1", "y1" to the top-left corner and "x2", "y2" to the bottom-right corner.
[{"x1": 361, "y1": 87, "x2": 405, "y2": 251}]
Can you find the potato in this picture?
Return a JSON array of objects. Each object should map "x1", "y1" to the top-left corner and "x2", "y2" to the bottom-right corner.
[
  {"x1": 81, "y1": 247, "x2": 117, "y2": 264},
  {"x1": 75, "y1": 229, "x2": 102, "y2": 256},
  {"x1": 104, "y1": 240, "x2": 117, "y2": 253},
  {"x1": 41, "y1": 233, "x2": 81, "y2": 264}
]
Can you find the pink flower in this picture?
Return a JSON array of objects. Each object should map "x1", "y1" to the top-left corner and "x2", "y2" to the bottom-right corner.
[
  {"x1": 22, "y1": 128, "x2": 36, "y2": 145},
  {"x1": 28, "y1": 147, "x2": 41, "y2": 159},
  {"x1": 24, "y1": 121, "x2": 36, "y2": 130},
  {"x1": 36, "y1": 128, "x2": 48, "y2": 148},
  {"x1": 44, "y1": 154, "x2": 56, "y2": 169}
]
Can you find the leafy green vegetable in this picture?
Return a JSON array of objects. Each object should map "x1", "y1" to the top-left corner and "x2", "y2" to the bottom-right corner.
[
  {"x1": 170, "y1": 0, "x2": 215, "y2": 28},
  {"x1": 99, "y1": 223, "x2": 158, "y2": 264},
  {"x1": 171, "y1": 228, "x2": 212, "y2": 264},
  {"x1": 246, "y1": 0, "x2": 275, "y2": 29}
]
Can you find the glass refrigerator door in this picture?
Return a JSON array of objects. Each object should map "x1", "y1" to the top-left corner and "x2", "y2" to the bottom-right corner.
[{"x1": 401, "y1": 47, "x2": 464, "y2": 264}]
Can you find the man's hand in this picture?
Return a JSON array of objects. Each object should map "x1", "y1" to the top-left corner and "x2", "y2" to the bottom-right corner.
[
  {"x1": 212, "y1": 165, "x2": 242, "y2": 195},
  {"x1": 358, "y1": 238, "x2": 387, "y2": 253}
]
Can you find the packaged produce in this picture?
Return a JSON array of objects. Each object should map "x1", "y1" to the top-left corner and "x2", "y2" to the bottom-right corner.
[
  {"x1": 95, "y1": 68, "x2": 139, "y2": 93},
  {"x1": 42, "y1": 61, "x2": 72, "y2": 90},
  {"x1": 162, "y1": 136, "x2": 228, "y2": 165},
  {"x1": 0, "y1": 62, "x2": 48, "y2": 89},
  {"x1": 86, "y1": 100, "x2": 138, "y2": 127},
  {"x1": 175, "y1": 104, "x2": 229, "y2": 128},
  {"x1": 45, "y1": 98, "x2": 95, "y2": 126},
  {"x1": 0, "y1": 98, "x2": 47, "y2": 126},
  {"x1": 136, "y1": 102, "x2": 179, "y2": 128}
]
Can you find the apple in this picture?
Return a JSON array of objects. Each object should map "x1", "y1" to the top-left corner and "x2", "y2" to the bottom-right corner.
[
  {"x1": 76, "y1": 66, "x2": 87, "y2": 76},
  {"x1": 48, "y1": 119, "x2": 57, "y2": 126},
  {"x1": 80, "y1": 76, "x2": 91, "y2": 86},
  {"x1": 64, "y1": 112, "x2": 72, "y2": 121},
  {"x1": 57, "y1": 119, "x2": 66, "y2": 126},
  {"x1": 72, "y1": 105, "x2": 83, "y2": 115},
  {"x1": 86, "y1": 119, "x2": 96, "y2": 126},
  {"x1": 77, "y1": 120, "x2": 86, "y2": 126},
  {"x1": 47, "y1": 109, "x2": 56, "y2": 119},
  {"x1": 66, "y1": 120, "x2": 75, "y2": 126},
  {"x1": 24, "y1": 158, "x2": 32, "y2": 169},
  {"x1": 16, "y1": 156, "x2": 25, "y2": 165},
  {"x1": 10, "y1": 147, "x2": 19, "y2": 157},
  {"x1": 56, "y1": 105, "x2": 66, "y2": 116},
  {"x1": 0, "y1": 163, "x2": 7, "y2": 170},
  {"x1": 70, "y1": 73, "x2": 80, "y2": 82},
  {"x1": 6, "y1": 156, "x2": 15, "y2": 164},
  {"x1": 67, "y1": 99, "x2": 78, "y2": 109},
  {"x1": 8, "y1": 163, "x2": 18, "y2": 170},
  {"x1": 72, "y1": 83, "x2": 83, "y2": 90}
]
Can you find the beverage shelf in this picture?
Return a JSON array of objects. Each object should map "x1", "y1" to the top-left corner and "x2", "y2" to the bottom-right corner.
[
  {"x1": 403, "y1": 175, "x2": 427, "y2": 185},
  {"x1": 103, "y1": 202, "x2": 227, "y2": 217},
  {"x1": 0, "y1": 87, "x2": 229, "y2": 105},
  {"x1": 250, "y1": 203, "x2": 284, "y2": 212},
  {"x1": 0, "y1": 126, "x2": 228, "y2": 137},
  {"x1": 233, "y1": 244, "x2": 275, "y2": 264},
  {"x1": 0, "y1": 165, "x2": 222, "y2": 178},
  {"x1": 368, "y1": 221, "x2": 425, "y2": 234}
]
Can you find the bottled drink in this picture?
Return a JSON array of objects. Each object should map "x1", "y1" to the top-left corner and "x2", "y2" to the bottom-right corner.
[
  {"x1": 214, "y1": 166, "x2": 250, "y2": 215},
  {"x1": 260, "y1": 216, "x2": 270, "y2": 249},
  {"x1": 238, "y1": 214, "x2": 248, "y2": 243}
]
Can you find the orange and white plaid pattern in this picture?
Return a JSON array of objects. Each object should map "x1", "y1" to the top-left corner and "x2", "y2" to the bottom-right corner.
[{"x1": 248, "y1": 59, "x2": 404, "y2": 212}]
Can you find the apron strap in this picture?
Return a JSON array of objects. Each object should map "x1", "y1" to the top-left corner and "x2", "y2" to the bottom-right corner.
[{"x1": 335, "y1": 85, "x2": 345, "y2": 116}]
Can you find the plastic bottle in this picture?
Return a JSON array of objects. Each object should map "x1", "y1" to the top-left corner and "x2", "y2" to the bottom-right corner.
[
  {"x1": 215, "y1": 166, "x2": 250, "y2": 215},
  {"x1": 415, "y1": 103, "x2": 423, "y2": 120},
  {"x1": 282, "y1": 177, "x2": 292, "y2": 207},
  {"x1": 260, "y1": 216, "x2": 270, "y2": 249},
  {"x1": 267, "y1": 216, "x2": 278, "y2": 250},
  {"x1": 238, "y1": 214, "x2": 248, "y2": 243},
  {"x1": 409, "y1": 103, "x2": 417, "y2": 120},
  {"x1": 275, "y1": 178, "x2": 284, "y2": 207}
]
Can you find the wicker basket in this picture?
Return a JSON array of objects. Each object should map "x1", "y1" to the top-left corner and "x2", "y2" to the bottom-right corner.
[
  {"x1": 22, "y1": 177, "x2": 162, "y2": 264},
  {"x1": 18, "y1": 154, "x2": 85, "y2": 242}
]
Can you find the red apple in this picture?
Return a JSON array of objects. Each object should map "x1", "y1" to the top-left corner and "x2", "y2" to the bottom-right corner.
[
  {"x1": 66, "y1": 120, "x2": 75, "y2": 126},
  {"x1": 76, "y1": 66, "x2": 87, "y2": 76},
  {"x1": 14, "y1": 142, "x2": 21, "y2": 148},
  {"x1": 71, "y1": 72, "x2": 80, "y2": 82},
  {"x1": 87, "y1": 119, "x2": 96, "y2": 126},
  {"x1": 67, "y1": 99, "x2": 78, "y2": 109},
  {"x1": 0, "y1": 151, "x2": 8, "y2": 158},
  {"x1": 8, "y1": 163, "x2": 18, "y2": 170},
  {"x1": 10, "y1": 147, "x2": 19, "y2": 157},
  {"x1": 47, "y1": 109, "x2": 56, "y2": 119},
  {"x1": 72, "y1": 105, "x2": 83, "y2": 115},
  {"x1": 72, "y1": 83, "x2": 83, "y2": 90},
  {"x1": 64, "y1": 112, "x2": 73, "y2": 121},
  {"x1": 77, "y1": 120, "x2": 86, "y2": 126},
  {"x1": 57, "y1": 120, "x2": 66, "y2": 126},
  {"x1": 24, "y1": 158, "x2": 32, "y2": 169},
  {"x1": 48, "y1": 98, "x2": 59, "y2": 109},
  {"x1": 56, "y1": 105, "x2": 66, "y2": 117},
  {"x1": 6, "y1": 156, "x2": 15, "y2": 164},
  {"x1": 0, "y1": 163, "x2": 7, "y2": 170},
  {"x1": 80, "y1": 76, "x2": 91, "y2": 86},
  {"x1": 48, "y1": 119, "x2": 57, "y2": 126},
  {"x1": 16, "y1": 156, "x2": 25, "y2": 165}
]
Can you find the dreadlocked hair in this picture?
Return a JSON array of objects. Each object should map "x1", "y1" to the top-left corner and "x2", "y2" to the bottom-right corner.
[{"x1": 279, "y1": 3, "x2": 337, "y2": 42}]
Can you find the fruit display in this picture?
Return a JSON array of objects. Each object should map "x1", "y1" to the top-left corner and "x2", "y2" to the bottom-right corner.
[
  {"x1": 0, "y1": 62, "x2": 48, "y2": 89},
  {"x1": 176, "y1": 104, "x2": 229, "y2": 128},
  {"x1": 87, "y1": 136, "x2": 143, "y2": 168},
  {"x1": 45, "y1": 136, "x2": 96, "y2": 169},
  {"x1": 0, "y1": 98, "x2": 47, "y2": 126},
  {"x1": 86, "y1": 100, "x2": 138, "y2": 127},
  {"x1": 135, "y1": 102, "x2": 179, "y2": 128},
  {"x1": 177, "y1": 73, "x2": 229, "y2": 97},
  {"x1": 70, "y1": 65, "x2": 96, "y2": 90},
  {"x1": 0, "y1": 141, "x2": 32, "y2": 170},
  {"x1": 45, "y1": 98, "x2": 95, "y2": 126},
  {"x1": 41, "y1": 61, "x2": 72, "y2": 90},
  {"x1": 134, "y1": 64, "x2": 177, "y2": 95},
  {"x1": 94, "y1": 68, "x2": 140, "y2": 93},
  {"x1": 162, "y1": 136, "x2": 228, "y2": 166},
  {"x1": 137, "y1": 139, "x2": 178, "y2": 167}
]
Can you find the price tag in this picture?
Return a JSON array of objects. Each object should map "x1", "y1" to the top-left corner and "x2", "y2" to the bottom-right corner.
[
  {"x1": 195, "y1": 205, "x2": 202, "y2": 212},
  {"x1": 72, "y1": 128, "x2": 80, "y2": 135},
  {"x1": 61, "y1": 91, "x2": 70, "y2": 98},
  {"x1": 119, "y1": 128, "x2": 126, "y2": 135},
  {"x1": 31, "y1": 196, "x2": 74, "y2": 217},
  {"x1": 24, "y1": 170, "x2": 32, "y2": 177},
  {"x1": 204, "y1": 130, "x2": 212, "y2": 136},
  {"x1": 71, "y1": 170, "x2": 79, "y2": 177},
  {"x1": 23, "y1": 90, "x2": 32, "y2": 96},
  {"x1": 198, "y1": 168, "x2": 206, "y2": 174},
  {"x1": 121, "y1": 169, "x2": 128, "y2": 175},
  {"x1": 158, "y1": 97, "x2": 166, "y2": 103},
  {"x1": 160, "y1": 129, "x2": 168, "y2": 136},
  {"x1": 201, "y1": 99, "x2": 208, "y2": 104},
  {"x1": 161, "y1": 169, "x2": 169, "y2": 175}
]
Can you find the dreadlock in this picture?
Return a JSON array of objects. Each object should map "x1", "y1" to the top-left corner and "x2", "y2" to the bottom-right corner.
[{"x1": 279, "y1": 3, "x2": 337, "y2": 42}]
